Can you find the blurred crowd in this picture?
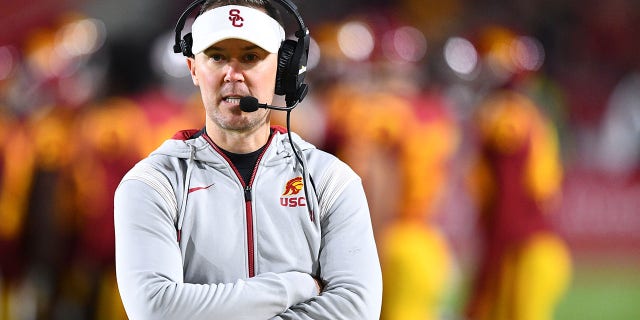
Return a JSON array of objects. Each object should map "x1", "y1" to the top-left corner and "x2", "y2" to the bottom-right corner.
[{"x1": 1, "y1": 0, "x2": 639, "y2": 319}]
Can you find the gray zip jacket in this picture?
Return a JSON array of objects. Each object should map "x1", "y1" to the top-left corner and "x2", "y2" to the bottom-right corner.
[{"x1": 114, "y1": 127, "x2": 382, "y2": 320}]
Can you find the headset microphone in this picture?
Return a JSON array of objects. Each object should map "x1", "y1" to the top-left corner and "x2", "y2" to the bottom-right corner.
[{"x1": 239, "y1": 96, "x2": 296, "y2": 112}]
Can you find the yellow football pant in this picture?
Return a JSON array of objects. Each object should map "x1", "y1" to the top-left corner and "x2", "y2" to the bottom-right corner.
[
  {"x1": 472, "y1": 232, "x2": 572, "y2": 320},
  {"x1": 380, "y1": 221, "x2": 452, "y2": 320}
]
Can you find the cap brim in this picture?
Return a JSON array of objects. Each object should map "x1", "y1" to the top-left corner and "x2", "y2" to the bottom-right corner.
[{"x1": 191, "y1": 5, "x2": 285, "y2": 54}]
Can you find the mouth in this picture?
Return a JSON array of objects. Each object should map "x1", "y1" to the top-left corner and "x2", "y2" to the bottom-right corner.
[{"x1": 223, "y1": 96, "x2": 242, "y2": 105}]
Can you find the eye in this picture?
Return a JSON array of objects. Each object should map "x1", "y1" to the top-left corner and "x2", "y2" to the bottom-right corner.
[
  {"x1": 243, "y1": 53, "x2": 260, "y2": 63},
  {"x1": 209, "y1": 53, "x2": 225, "y2": 62}
]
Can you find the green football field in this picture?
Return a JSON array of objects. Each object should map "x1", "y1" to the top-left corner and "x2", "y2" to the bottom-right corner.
[
  {"x1": 443, "y1": 254, "x2": 640, "y2": 320},
  {"x1": 554, "y1": 257, "x2": 640, "y2": 320}
]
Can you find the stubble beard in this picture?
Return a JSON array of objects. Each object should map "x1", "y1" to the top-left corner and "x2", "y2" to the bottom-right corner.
[{"x1": 208, "y1": 107, "x2": 269, "y2": 133}]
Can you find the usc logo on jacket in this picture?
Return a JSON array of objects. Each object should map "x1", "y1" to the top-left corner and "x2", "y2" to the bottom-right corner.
[{"x1": 280, "y1": 177, "x2": 306, "y2": 207}]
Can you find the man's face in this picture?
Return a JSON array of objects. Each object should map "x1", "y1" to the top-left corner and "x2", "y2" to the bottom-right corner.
[{"x1": 187, "y1": 38, "x2": 278, "y2": 132}]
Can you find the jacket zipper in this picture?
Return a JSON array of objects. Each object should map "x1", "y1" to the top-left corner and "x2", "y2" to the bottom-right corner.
[
  {"x1": 243, "y1": 185, "x2": 255, "y2": 277},
  {"x1": 203, "y1": 133, "x2": 274, "y2": 278}
]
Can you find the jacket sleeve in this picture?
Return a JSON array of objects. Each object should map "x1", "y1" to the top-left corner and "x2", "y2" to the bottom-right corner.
[
  {"x1": 272, "y1": 160, "x2": 383, "y2": 320},
  {"x1": 114, "y1": 173, "x2": 318, "y2": 320}
]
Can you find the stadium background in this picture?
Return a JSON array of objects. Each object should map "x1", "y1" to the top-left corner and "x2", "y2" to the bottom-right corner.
[{"x1": 1, "y1": 0, "x2": 639, "y2": 319}]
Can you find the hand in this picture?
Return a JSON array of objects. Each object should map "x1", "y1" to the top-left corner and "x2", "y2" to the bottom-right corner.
[{"x1": 313, "y1": 277, "x2": 324, "y2": 294}]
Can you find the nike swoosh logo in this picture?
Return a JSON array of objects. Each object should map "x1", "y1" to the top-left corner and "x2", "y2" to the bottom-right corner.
[{"x1": 188, "y1": 183, "x2": 215, "y2": 193}]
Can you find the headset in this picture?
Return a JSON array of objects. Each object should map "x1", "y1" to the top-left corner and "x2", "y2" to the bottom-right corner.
[
  {"x1": 173, "y1": 0, "x2": 317, "y2": 221},
  {"x1": 173, "y1": 0, "x2": 310, "y2": 107}
]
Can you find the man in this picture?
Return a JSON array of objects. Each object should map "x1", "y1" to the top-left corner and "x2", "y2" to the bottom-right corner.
[
  {"x1": 113, "y1": 1, "x2": 382, "y2": 319},
  {"x1": 465, "y1": 90, "x2": 571, "y2": 320}
]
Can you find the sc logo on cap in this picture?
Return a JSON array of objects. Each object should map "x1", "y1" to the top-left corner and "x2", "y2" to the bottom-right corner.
[{"x1": 228, "y1": 9, "x2": 244, "y2": 27}]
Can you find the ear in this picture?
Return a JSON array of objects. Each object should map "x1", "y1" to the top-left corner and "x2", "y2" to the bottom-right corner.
[{"x1": 186, "y1": 57, "x2": 199, "y2": 86}]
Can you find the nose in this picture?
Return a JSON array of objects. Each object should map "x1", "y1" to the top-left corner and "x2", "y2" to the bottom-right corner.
[{"x1": 223, "y1": 60, "x2": 245, "y2": 83}]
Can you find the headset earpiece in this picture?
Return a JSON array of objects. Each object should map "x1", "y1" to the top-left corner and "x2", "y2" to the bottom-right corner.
[
  {"x1": 275, "y1": 29, "x2": 310, "y2": 106},
  {"x1": 180, "y1": 33, "x2": 194, "y2": 57},
  {"x1": 275, "y1": 39, "x2": 297, "y2": 96}
]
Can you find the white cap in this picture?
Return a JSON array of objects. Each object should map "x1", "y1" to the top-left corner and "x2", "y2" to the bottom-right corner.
[{"x1": 191, "y1": 5, "x2": 285, "y2": 55}]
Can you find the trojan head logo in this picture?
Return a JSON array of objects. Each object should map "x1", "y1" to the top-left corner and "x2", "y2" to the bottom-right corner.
[
  {"x1": 282, "y1": 177, "x2": 303, "y2": 196},
  {"x1": 281, "y1": 177, "x2": 306, "y2": 207},
  {"x1": 228, "y1": 9, "x2": 244, "y2": 27}
]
